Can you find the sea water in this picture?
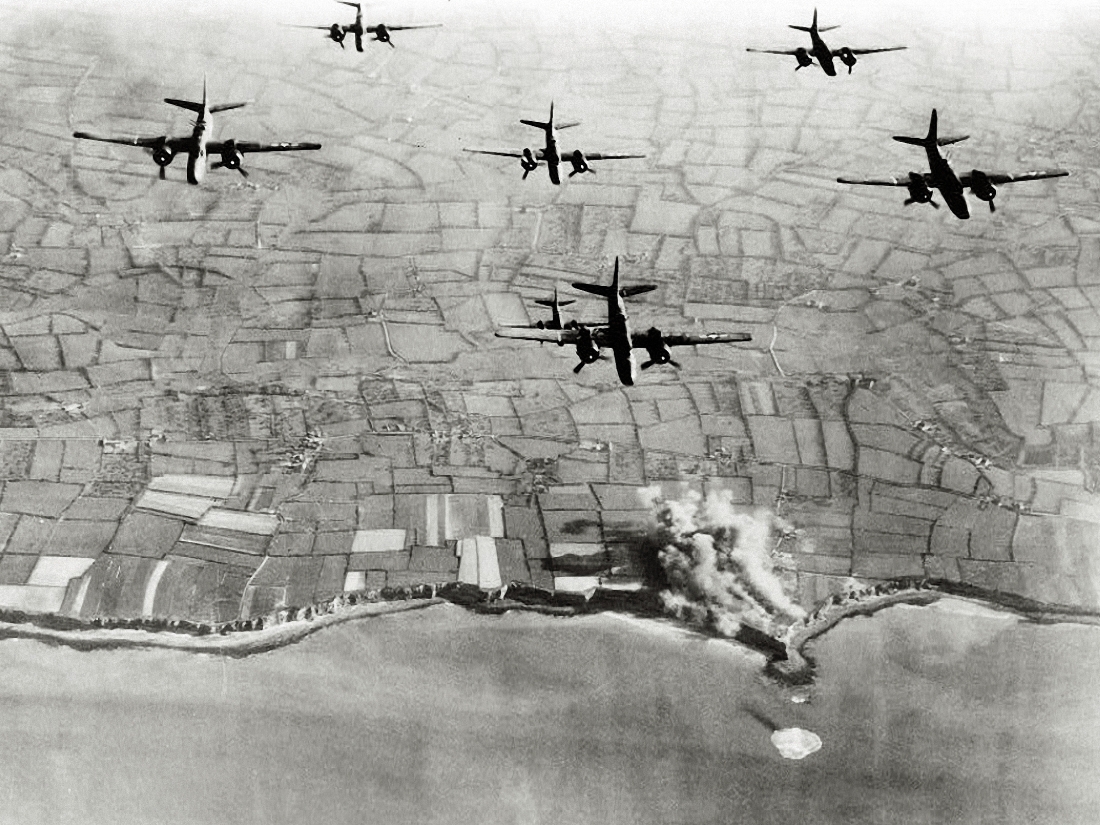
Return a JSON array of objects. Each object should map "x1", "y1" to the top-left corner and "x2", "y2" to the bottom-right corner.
[{"x1": 0, "y1": 600, "x2": 1096, "y2": 825}]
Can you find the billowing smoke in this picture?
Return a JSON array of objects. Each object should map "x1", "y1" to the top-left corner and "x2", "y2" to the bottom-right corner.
[{"x1": 640, "y1": 487, "x2": 807, "y2": 637}]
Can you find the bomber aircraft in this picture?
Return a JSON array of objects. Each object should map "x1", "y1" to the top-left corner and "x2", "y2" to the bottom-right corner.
[
  {"x1": 72, "y1": 77, "x2": 321, "y2": 184},
  {"x1": 836, "y1": 109, "x2": 1069, "y2": 219},
  {"x1": 464, "y1": 103, "x2": 645, "y2": 185},
  {"x1": 746, "y1": 9, "x2": 905, "y2": 75},
  {"x1": 530, "y1": 287, "x2": 576, "y2": 330},
  {"x1": 496, "y1": 259, "x2": 752, "y2": 386},
  {"x1": 290, "y1": 1, "x2": 441, "y2": 50}
]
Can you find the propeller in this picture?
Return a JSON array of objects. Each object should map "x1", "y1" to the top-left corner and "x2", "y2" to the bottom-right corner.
[
  {"x1": 572, "y1": 354, "x2": 606, "y2": 374},
  {"x1": 158, "y1": 165, "x2": 166, "y2": 181},
  {"x1": 640, "y1": 356, "x2": 681, "y2": 370},
  {"x1": 903, "y1": 196, "x2": 938, "y2": 208},
  {"x1": 211, "y1": 160, "x2": 249, "y2": 178}
]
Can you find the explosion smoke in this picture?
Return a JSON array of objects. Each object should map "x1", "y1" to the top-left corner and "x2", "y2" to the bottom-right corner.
[{"x1": 641, "y1": 486, "x2": 807, "y2": 637}]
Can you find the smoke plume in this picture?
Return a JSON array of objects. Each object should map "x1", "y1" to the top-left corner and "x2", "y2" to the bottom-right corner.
[{"x1": 641, "y1": 487, "x2": 807, "y2": 637}]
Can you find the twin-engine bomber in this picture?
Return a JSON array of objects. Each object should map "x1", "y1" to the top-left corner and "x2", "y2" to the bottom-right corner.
[
  {"x1": 747, "y1": 8, "x2": 906, "y2": 76},
  {"x1": 837, "y1": 109, "x2": 1069, "y2": 219},
  {"x1": 290, "y1": 1, "x2": 442, "y2": 51},
  {"x1": 496, "y1": 258, "x2": 752, "y2": 386},
  {"x1": 72, "y1": 77, "x2": 321, "y2": 184},
  {"x1": 464, "y1": 103, "x2": 645, "y2": 185}
]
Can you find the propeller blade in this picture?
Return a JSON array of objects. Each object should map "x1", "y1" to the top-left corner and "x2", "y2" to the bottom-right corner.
[
  {"x1": 159, "y1": 165, "x2": 166, "y2": 181},
  {"x1": 573, "y1": 362, "x2": 586, "y2": 374},
  {"x1": 640, "y1": 360, "x2": 655, "y2": 370},
  {"x1": 522, "y1": 169, "x2": 531, "y2": 180},
  {"x1": 212, "y1": 162, "x2": 225, "y2": 169},
  {"x1": 669, "y1": 359, "x2": 682, "y2": 369},
  {"x1": 989, "y1": 201, "x2": 996, "y2": 213},
  {"x1": 929, "y1": 199, "x2": 940, "y2": 209},
  {"x1": 237, "y1": 166, "x2": 249, "y2": 178}
]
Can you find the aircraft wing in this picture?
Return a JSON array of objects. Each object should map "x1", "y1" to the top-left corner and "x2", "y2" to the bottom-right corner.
[
  {"x1": 207, "y1": 141, "x2": 322, "y2": 154},
  {"x1": 495, "y1": 328, "x2": 585, "y2": 345},
  {"x1": 836, "y1": 47, "x2": 907, "y2": 55},
  {"x1": 631, "y1": 331, "x2": 753, "y2": 348},
  {"x1": 562, "y1": 151, "x2": 646, "y2": 161},
  {"x1": 463, "y1": 148, "x2": 526, "y2": 159},
  {"x1": 72, "y1": 132, "x2": 191, "y2": 152},
  {"x1": 372, "y1": 24, "x2": 443, "y2": 31},
  {"x1": 958, "y1": 169, "x2": 1070, "y2": 185},
  {"x1": 745, "y1": 48, "x2": 801, "y2": 55},
  {"x1": 836, "y1": 174, "x2": 928, "y2": 187}
]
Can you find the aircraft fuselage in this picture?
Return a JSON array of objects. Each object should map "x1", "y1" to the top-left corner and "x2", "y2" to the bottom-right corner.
[
  {"x1": 186, "y1": 112, "x2": 210, "y2": 185},
  {"x1": 925, "y1": 146, "x2": 969, "y2": 219},
  {"x1": 604, "y1": 280, "x2": 637, "y2": 386},
  {"x1": 543, "y1": 130, "x2": 562, "y2": 185},
  {"x1": 810, "y1": 31, "x2": 838, "y2": 76}
]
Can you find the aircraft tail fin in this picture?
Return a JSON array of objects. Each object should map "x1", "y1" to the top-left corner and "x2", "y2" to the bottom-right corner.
[
  {"x1": 791, "y1": 8, "x2": 837, "y2": 33},
  {"x1": 893, "y1": 108, "x2": 939, "y2": 147},
  {"x1": 573, "y1": 256, "x2": 616, "y2": 298},
  {"x1": 165, "y1": 74, "x2": 209, "y2": 114},
  {"x1": 892, "y1": 109, "x2": 968, "y2": 148},
  {"x1": 521, "y1": 102, "x2": 564, "y2": 133}
]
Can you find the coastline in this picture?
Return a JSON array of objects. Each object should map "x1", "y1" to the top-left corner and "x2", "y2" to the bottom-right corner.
[
  {"x1": 0, "y1": 597, "x2": 446, "y2": 657},
  {"x1": 770, "y1": 580, "x2": 1100, "y2": 684},
  {"x1": 0, "y1": 577, "x2": 1098, "y2": 665}
]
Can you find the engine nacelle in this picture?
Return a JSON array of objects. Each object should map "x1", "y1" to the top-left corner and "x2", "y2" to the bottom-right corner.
[
  {"x1": 575, "y1": 326, "x2": 600, "y2": 364},
  {"x1": 220, "y1": 148, "x2": 244, "y2": 171},
  {"x1": 794, "y1": 47, "x2": 813, "y2": 69},
  {"x1": 152, "y1": 145, "x2": 175, "y2": 168},
  {"x1": 905, "y1": 172, "x2": 935, "y2": 206},
  {"x1": 520, "y1": 147, "x2": 538, "y2": 179},
  {"x1": 329, "y1": 24, "x2": 346, "y2": 43},
  {"x1": 643, "y1": 327, "x2": 672, "y2": 365},
  {"x1": 569, "y1": 150, "x2": 590, "y2": 177},
  {"x1": 969, "y1": 169, "x2": 997, "y2": 211},
  {"x1": 837, "y1": 46, "x2": 857, "y2": 72}
]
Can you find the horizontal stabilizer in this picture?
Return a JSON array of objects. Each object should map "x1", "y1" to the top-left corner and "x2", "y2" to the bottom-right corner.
[
  {"x1": 520, "y1": 119, "x2": 551, "y2": 131},
  {"x1": 892, "y1": 135, "x2": 929, "y2": 147},
  {"x1": 534, "y1": 297, "x2": 574, "y2": 307},
  {"x1": 620, "y1": 284, "x2": 657, "y2": 298},
  {"x1": 210, "y1": 101, "x2": 250, "y2": 114},
  {"x1": 572, "y1": 282, "x2": 614, "y2": 298},
  {"x1": 788, "y1": 25, "x2": 813, "y2": 32},
  {"x1": 937, "y1": 135, "x2": 969, "y2": 146},
  {"x1": 164, "y1": 97, "x2": 204, "y2": 113}
]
